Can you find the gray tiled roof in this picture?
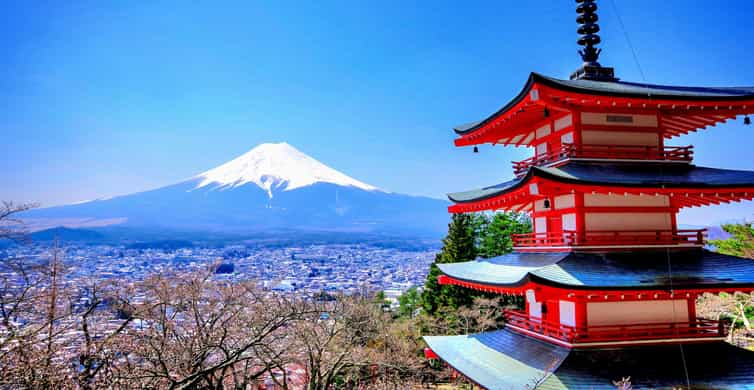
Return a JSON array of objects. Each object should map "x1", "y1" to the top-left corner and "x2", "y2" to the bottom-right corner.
[
  {"x1": 448, "y1": 161, "x2": 754, "y2": 203},
  {"x1": 425, "y1": 328, "x2": 754, "y2": 389},
  {"x1": 454, "y1": 72, "x2": 754, "y2": 135},
  {"x1": 543, "y1": 341, "x2": 754, "y2": 389},
  {"x1": 437, "y1": 249, "x2": 754, "y2": 289},
  {"x1": 539, "y1": 73, "x2": 754, "y2": 99},
  {"x1": 423, "y1": 329, "x2": 569, "y2": 390}
]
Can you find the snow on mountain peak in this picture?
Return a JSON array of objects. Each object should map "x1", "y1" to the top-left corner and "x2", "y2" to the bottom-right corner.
[{"x1": 194, "y1": 142, "x2": 378, "y2": 197}]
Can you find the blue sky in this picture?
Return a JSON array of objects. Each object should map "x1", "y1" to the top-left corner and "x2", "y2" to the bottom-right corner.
[{"x1": 2, "y1": 1, "x2": 754, "y2": 225}]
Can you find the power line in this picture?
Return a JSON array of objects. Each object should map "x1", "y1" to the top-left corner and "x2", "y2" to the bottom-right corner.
[
  {"x1": 666, "y1": 248, "x2": 691, "y2": 389},
  {"x1": 609, "y1": 0, "x2": 647, "y2": 83}
]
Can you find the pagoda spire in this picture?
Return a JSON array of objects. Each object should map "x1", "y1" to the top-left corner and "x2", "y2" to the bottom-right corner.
[
  {"x1": 576, "y1": 0, "x2": 601, "y2": 65},
  {"x1": 570, "y1": 0, "x2": 616, "y2": 81}
]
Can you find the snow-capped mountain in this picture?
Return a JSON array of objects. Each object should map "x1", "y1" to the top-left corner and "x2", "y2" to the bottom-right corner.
[
  {"x1": 195, "y1": 143, "x2": 377, "y2": 197},
  {"x1": 23, "y1": 143, "x2": 448, "y2": 236}
]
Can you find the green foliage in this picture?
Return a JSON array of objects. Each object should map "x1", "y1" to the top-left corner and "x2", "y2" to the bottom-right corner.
[
  {"x1": 421, "y1": 212, "x2": 531, "y2": 316},
  {"x1": 397, "y1": 287, "x2": 421, "y2": 318},
  {"x1": 435, "y1": 213, "x2": 478, "y2": 265},
  {"x1": 710, "y1": 223, "x2": 754, "y2": 259},
  {"x1": 734, "y1": 305, "x2": 754, "y2": 328},
  {"x1": 474, "y1": 212, "x2": 532, "y2": 259},
  {"x1": 421, "y1": 213, "x2": 477, "y2": 315},
  {"x1": 373, "y1": 290, "x2": 390, "y2": 309}
]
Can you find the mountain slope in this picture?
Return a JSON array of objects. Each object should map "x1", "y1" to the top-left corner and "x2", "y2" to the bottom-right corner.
[{"x1": 24, "y1": 143, "x2": 449, "y2": 235}]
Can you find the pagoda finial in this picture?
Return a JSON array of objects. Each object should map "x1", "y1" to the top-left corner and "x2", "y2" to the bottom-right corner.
[
  {"x1": 571, "y1": 0, "x2": 616, "y2": 81},
  {"x1": 576, "y1": 0, "x2": 601, "y2": 65}
]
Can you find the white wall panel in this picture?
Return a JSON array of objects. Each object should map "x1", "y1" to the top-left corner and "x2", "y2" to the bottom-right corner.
[
  {"x1": 584, "y1": 193, "x2": 670, "y2": 207},
  {"x1": 554, "y1": 194, "x2": 575, "y2": 209},
  {"x1": 585, "y1": 212, "x2": 672, "y2": 231},
  {"x1": 581, "y1": 130, "x2": 659, "y2": 146},
  {"x1": 562, "y1": 213, "x2": 577, "y2": 231},
  {"x1": 559, "y1": 301, "x2": 576, "y2": 327},
  {"x1": 535, "y1": 217, "x2": 547, "y2": 233},
  {"x1": 536, "y1": 142, "x2": 548, "y2": 156},
  {"x1": 554, "y1": 114, "x2": 573, "y2": 131},
  {"x1": 587, "y1": 300, "x2": 688, "y2": 326},
  {"x1": 536, "y1": 124, "x2": 552, "y2": 139},
  {"x1": 581, "y1": 112, "x2": 658, "y2": 127}
]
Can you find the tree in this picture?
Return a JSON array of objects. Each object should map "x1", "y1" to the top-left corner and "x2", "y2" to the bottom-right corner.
[
  {"x1": 422, "y1": 297, "x2": 508, "y2": 336},
  {"x1": 0, "y1": 240, "x2": 139, "y2": 389},
  {"x1": 0, "y1": 201, "x2": 37, "y2": 242},
  {"x1": 421, "y1": 212, "x2": 530, "y2": 316},
  {"x1": 397, "y1": 287, "x2": 421, "y2": 318},
  {"x1": 421, "y1": 213, "x2": 477, "y2": 315},
  {"x1": 703, "y1": 223, "x2": 754, "y2": 343},
  {"x1": 697, "y1": 291, "x2": 753, "y2": 343},
  {"x1": 475, "y1": 212, "x2": 531, "y2": 258},
  {"x1": 710, "y1": 222, "x2": 754, "y2": 259},
  {"x1": 284, "y1": 293, "x2": 428, "y2": 390},
  {"x1": 435, "y1": 213, "x2": 477, "y2": 265},
  {"x1": 110, "y1": 270, "x2": 305, "y2": 389}
]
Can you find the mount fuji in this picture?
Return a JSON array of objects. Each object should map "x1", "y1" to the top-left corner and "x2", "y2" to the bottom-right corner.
[{"x1": 24, "y1": 143, "x2": 449, "y2": 237}]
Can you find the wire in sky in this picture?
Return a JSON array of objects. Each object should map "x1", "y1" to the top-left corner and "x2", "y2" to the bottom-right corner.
[{"x1": 609, "y1": 0, "x2": 647, "y2": 83}]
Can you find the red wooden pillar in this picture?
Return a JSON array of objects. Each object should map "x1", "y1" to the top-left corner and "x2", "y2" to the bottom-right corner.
[
  {"x1": 547, "y1": 299, "x2": 561, "y2": 325},
  {"x1": 687, "y1": 295, "x2": 697, "y2": 322},
  {"x1": 670, "y1": 208, "x2": 679, "y2": 235},
  {"x1": 574, "y1": 192, "x2": 586, "y2": 244},
  {"x1": 656, "y1": 117, "x2": 665, "y2": 150},
  {"x1": 572, "y1": 110, "x2": 583, "y2": 147},
  {"x1": 574, "y1": 300, "x2": 588, "y2": 337}
]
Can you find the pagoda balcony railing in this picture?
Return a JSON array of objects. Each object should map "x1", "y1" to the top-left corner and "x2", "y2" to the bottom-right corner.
[
  {"x1": 512, "y1": 229, "x2": 706, "y2": 249},
  {"x1": 512, "y1": 144, "x2": 694, "y2": 176},
  {"x1": 503, "y1": 310, "x2": 727, "y2": 346}
]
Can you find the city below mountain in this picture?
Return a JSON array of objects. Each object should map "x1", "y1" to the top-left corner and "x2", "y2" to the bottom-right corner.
[{"x1": 23, "y1": 143, "x2": 449, "y2": 240}]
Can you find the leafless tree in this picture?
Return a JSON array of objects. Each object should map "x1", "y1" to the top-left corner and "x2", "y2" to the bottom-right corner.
[
  {"x1": 0, "y1": 243, "x2": 141, "y2": 388},
  {"x1": 0, "y1": 201, "x2": 37, "y2": 242},
  {"x1": 0, "y1": 240, "x2": 73, "y2": 388},
  {"x1": 421, "y1": 296, "x2": 508, "y2": 337},
  {"x1": 276, "y1": 292, "x2": 431, "y2": 390},
  {"x1": 0, "y1": 200, "x2": 142, "y2": 388},
  {"x1": 285, "y1": 294, "x2": 380, "y2": 390},
  {"x1": 109, "y1": 269, "x2": 307, "y2": 389},
  {"x1": 0, "y1": 200, "x2": 436, "y2": 388},
  {"x1": 613, "y1": 376, "x2": 632, "y2": 390},
  {"x1": 697, "y1": 291, "x2": 754, "y2": 344}
]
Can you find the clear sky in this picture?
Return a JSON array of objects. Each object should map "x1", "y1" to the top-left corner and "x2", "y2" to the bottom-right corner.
[{"x1": 3, "y1": 0, "x2": 754, "y2": 225}]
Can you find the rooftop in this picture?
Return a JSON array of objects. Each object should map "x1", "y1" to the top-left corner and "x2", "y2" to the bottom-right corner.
[
  {"x1": 447, "y1": 161, "x2": 754, "y2": 213},
  {"x1": 454, "y1": 72, "x2": 754, "y2": 135},
  {"x1": 424, "y1": 328, "x2": 754, "y2": 389},
  {"x1": 437, "y1": 249, "x2": 754, "y2": 291}
]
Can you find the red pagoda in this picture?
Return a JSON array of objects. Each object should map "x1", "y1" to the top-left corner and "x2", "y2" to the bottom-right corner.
[{"x1": 423, "y1": 1, "x2": 754, "y2": 388}]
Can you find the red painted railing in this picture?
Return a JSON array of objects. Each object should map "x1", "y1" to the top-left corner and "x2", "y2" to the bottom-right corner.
[
  {"x1": 512, "y1": 229, "x2": 706, "y2": 249},
  {"x1": 503, "y1": 310, "x2": 727, "y2": 346},
  {"x1": 512, "y1": 144, "x2": 694, "y2": 176},
  {"x1": 504, "y1": 310, "x2": 577, "y2": 342},
  {"x1": 423, "y1": 347, "x2": 439, "y2": 360}
]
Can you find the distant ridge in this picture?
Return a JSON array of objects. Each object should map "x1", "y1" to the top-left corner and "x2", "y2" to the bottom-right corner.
[
  {"x1": 23, "y1": 143, "x2": 449, "y2": 237},
  {"x1": 30, "y1": 227, "x2": 105, "y2": 242}
]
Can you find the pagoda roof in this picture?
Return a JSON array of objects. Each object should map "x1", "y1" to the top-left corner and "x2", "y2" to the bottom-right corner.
[
  {"x1": 437, "y1": 249, "x2": 754, "y2": 290},
  {"x1": 448, "y1": 161, "x2": 754, "y2": 208},
  {"x1": 424, "y1": 328, "x2": 754, "y2": 389},
  {"x1": 423, "y1": 328, "x2": 570, "y2": 389},
  {"x1": 453, "y1": 73, "x2": 754, "y2": 146}
]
